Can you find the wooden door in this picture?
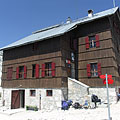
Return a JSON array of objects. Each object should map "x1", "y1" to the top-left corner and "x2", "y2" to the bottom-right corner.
[{"x1": 11, "y1": 90, "x2": 20, "y2": 109}]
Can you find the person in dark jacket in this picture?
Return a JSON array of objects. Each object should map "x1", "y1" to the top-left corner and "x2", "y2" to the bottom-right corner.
[{"x1": 91, "y1": 94, "x2": 101, "y2": 108}]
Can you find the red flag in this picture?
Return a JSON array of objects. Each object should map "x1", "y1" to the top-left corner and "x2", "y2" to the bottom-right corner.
[
  {"x1": 100, "y1": 75, "x2": 112, "y2": 79},
  {"x1": 103, "y1": 79, "x2": 114, "y2": 84}
]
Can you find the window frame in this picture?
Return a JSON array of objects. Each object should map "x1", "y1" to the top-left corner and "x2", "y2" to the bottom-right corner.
[
  {"x1": 30, "y1": 90, "x2": 36, "y2": 97},
  {"x1": 90, "y1": 63, "x2": 98, "y2": 77},
  {"x1": 46, "y1": 90, "x2": 53, "y2": 97},
  {"x1": 45, "y1": 62, "x2": 52, "y2": 77},
  {"x1": 32, "y1": 64, "x2": 36, "y2": 78},
  {"x1": 89, "y1": 36, "x2": 96, "y2": 48},
  {"x1": 19, "y1": 66, "x2": 24, "y2": 79},
  {"x1": 32, "y1": 42, "x2": 38, "y2": 51}
]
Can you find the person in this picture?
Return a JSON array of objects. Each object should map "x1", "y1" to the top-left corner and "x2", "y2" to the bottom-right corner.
[
  {"x1": 117, "y1": 93, "x2": 120, "y2": 102},
  {"x1": 62, "y1": 101, "x2": 69, "y2": 110},
  {"x1": 91, "y1": 94, "x2": 101, "y2": 108}
]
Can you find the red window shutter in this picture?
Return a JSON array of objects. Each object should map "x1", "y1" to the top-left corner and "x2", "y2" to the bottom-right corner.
[
  {"x1": 98, "y1": 63, "x2": 101, "y2": 77},
  {"x1": 35, "y1": 64, "x2": 39, "y2": 78},
  {"x1": 16, "y1": 67, "x2": 19, "y2": 79},
  {"x1": 24, "y1": 65, "x2": 27, "y2": 79},
  {"x1": 7, "y1": 68, "x2": 10, "y2": 80},
  {"x1": 42, "y1": 64, "x2": 45, "y2": 77},
  {"x1": 96, "y1": 34, "x2": 100, "y2": 47},
  {"x1": 52, "y1": 62, "x2": 55, "y2": 77},
  {"x1": 9, "y1": 68, "x2": 13, "y2": 80},
  {"x1": 87, "y1": 64, "x2": 91, "y2": 77},
  {"x1": 85, "y1": 36, "x2": 89, "y2": 49},
  {"x1": 7, "y1": 67, "x2": 13, "y2": 80}
]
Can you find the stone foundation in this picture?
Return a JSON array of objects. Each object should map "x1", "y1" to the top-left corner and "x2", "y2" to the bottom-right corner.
[{"x1": 2, "y1": 88, "x2": 67, "y2": 110}]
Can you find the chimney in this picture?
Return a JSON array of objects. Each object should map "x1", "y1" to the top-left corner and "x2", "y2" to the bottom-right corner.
[
  {"x1": 88, "y1": 9, "x2": 93, "y2": 17},
  {"x1": 66, "y1": 17, "x2": 72, "y2": 23}
]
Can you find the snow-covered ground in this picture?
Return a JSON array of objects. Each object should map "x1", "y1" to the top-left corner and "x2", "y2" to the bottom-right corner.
[{"x1": 0, "y1": 101, "x2": 120, "y2": 120}]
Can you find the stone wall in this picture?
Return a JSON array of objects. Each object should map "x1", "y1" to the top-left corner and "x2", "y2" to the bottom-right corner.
[
  {"x1": 61, "y1": 87, "x2": 68, "y2": 101},
  {"x1": 68, "y1": 78, "x2": 89, "y2": 104},
  {"x1": 41, "y1": 89, "x2": 62, "y2": 110},
  {"x1": 2, "y1": 88, "x2": 63, "y2": 110},
  {"x1": 26, "y1": 88, "x2": 62, "y2": 110},
  {"x1": 89, "y1": 87, "x2": 117, "y2": 103},
  {"x1": 25, "y1": 89, "x2": 40, "y2": 108},
  {"x1": 3, "y1": 89, "x2": 12, "y2": 109}
]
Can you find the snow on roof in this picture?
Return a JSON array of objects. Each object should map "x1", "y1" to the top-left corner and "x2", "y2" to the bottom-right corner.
[{"x1": 0, "y1": 7, "x2": 118, "y2": 51}]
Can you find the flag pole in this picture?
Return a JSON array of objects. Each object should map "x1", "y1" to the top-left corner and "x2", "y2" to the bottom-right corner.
[
  {"x1": 113, "y1": 0, "x2": 116, "y2": 7},
  {"x1": 106, "y1": 74, "x2": 111, "y2": 120}
]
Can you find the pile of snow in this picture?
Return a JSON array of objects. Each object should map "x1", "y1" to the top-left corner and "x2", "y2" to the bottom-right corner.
[{"x1": 0, "y1": 102, "x2": 120, "y2": 120}]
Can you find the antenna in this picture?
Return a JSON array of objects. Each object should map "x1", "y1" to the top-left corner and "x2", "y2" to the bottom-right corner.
[{"x1": 113, "y1": 0, "x2": 116, "y2": 7}]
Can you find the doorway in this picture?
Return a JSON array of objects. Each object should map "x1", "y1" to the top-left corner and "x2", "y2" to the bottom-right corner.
[
  {"x1": 20, "y1": 90, "x2": 25, "y2": 108},
  {"x1": 11, "y1": 90, "x2": 25, "y2": 109}
]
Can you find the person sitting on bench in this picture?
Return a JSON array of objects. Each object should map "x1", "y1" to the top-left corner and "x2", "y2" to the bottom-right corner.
[{"x1": 91, "y1": 94, "x2": 101, "y2": 108}]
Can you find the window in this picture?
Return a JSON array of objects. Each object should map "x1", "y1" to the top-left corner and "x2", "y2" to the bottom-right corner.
[
  {"x1": 70, "y1": 39, "x2": 77, "y2": 51},
  {"x1": 91, "y1": 63, "x2": 98, "y2": 77},
  {"x1": 89, "y1": 36, "x2": 96, "y2": 48},
  {"x1": 87, "y1": 63, "x2": 101, "y2": 77},
  {"x1": 32, "y1": 64, "x2": 36, "y2": 77},
  {"x1": 7, "y1": 67, "x2": 13, "y2": 80},
  {"x1": 30, "y1": 90, "x2": 36, "y2": 97},
  {"x1": 85, "y1": 35, "x2": 100, "y2": 49},
  {"x1": 16, "y1": 66, "x2": 27, "y2": 79},
  {"x1": 32, "y1": 64, "x2": 39, "y2": 78},
  {"x1": 32, "y1": 42, "x2": 38, "y2": 51},
  {"x1": 42, "y1": 62, "x2": 55, "y2": 77},
  {"x1": 45, "y1": 62, "x2": 52, "y2": 77},
  {"x1": 19, "y1": 66, "x2": 24, "y2": 78},
  {"x1": 46, "y1": 90, "x2": 52, "y2": 96}
]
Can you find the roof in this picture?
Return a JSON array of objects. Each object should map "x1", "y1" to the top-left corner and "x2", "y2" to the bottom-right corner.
[{"x1": 0, "y1": 7, "x2": 119, "y2": 51}]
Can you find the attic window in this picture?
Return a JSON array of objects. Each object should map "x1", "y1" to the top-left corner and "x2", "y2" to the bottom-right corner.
[{"x1": 32, "y1": 42, "x2": 38, "y2": 51}]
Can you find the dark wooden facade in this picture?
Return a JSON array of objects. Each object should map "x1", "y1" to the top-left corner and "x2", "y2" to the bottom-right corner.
[
  {"x1": 77, "y1": 15, "x2": 120, "y2": 87},
  {"x1": 2, "y1": 9, "x2": 120, "y2": 88},
  {"x1": 2, "y1": 37, "x2": 68, "y2": 88}
]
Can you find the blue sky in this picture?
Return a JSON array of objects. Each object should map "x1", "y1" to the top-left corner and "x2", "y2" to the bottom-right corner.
[{"x1": 0, "y1": 0, "x2": 120, "y2": 48}]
